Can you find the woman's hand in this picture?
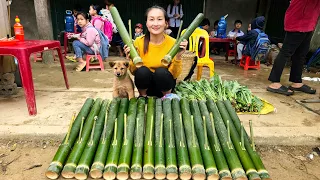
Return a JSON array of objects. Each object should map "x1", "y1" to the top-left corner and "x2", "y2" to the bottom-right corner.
[
  {"x1": 123, "y1": 45, "x2": 131, "y2": 60},
  {"x1": 176, "y1": 39, "x2": 188, "y2": 60}
]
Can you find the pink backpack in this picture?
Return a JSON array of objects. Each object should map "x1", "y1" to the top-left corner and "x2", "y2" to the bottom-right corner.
[{"x1": 92, "y1": 17, "x2": 113, "y2": 41}]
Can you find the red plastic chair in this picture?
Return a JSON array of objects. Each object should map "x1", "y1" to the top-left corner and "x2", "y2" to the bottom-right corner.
[
  {"x1": 239, "y1": 55, "x2": 260, "y2": 70},
  {"x1": 85, "y1": 54, "x2": 104, "y2": 71}
]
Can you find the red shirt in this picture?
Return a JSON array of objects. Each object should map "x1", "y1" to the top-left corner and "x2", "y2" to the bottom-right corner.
[{"x1": 284, "y1": 0, "x2": 320, "y2": 32}]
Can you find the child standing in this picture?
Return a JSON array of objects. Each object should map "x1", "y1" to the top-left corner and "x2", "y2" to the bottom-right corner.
[
  {"x1": 72, "y1": 12, "x2": 101, "y2": 72},
  {"x1": 134, "y1": 23, "x2": 144, "y2": 39},
  {"x1": 89, "y1": 5, "x2": 104, "y2": 32},
  {"x1": 167, "y1": 0, "x2": 184, "y2": 38}
]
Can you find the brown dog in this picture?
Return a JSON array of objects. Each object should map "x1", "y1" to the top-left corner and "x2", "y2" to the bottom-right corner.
[{"x1": 109, "y1": 60, "x2": 135, "y2": 99}]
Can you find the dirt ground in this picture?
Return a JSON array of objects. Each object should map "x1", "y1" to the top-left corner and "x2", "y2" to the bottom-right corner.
[{"x1": 0, "y1": 140, "x2": 319, "y2": 180}]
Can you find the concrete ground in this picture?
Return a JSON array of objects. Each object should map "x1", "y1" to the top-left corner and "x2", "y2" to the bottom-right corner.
[{"x1": 0, "y1": 55, "x2": 319, "y2": 145}]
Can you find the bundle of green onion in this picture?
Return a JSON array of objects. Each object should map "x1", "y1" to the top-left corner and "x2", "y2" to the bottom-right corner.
[{"x1": 175, "y1": 75, "x2": 264, "y2": 112}]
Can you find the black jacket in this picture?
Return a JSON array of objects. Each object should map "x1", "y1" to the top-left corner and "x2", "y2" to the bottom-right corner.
[{"x1": 236, "y1": 16, "x2": 265, "y2": 55}]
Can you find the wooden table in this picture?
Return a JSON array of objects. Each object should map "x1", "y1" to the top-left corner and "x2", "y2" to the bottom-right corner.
[
  {"x1": 0, "y1": 40, "x2": 69, "y2": 116},
  {"x1": 209, "y1": 37, "x2": 237, "y2": 61}
]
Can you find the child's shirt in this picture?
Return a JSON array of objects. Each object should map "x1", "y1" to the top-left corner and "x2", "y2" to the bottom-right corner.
[
  {"x1": 167, "y1": 4, "x2": 184, "y2": 28},
  {"x1": 228, "y1": 29, "x2": 244, "y2": 38},
  {"x1": 134, "y1": 32, "x2": 143, "y2": 39},
  {"x1": 79, "y1": 23, "x2": 101, "y2": 50},
  {"x1": 129, "y1": 34, "x2": 182, "y2": 79}
]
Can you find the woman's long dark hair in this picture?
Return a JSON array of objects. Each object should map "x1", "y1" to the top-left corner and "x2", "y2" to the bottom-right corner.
[
  {"x1": 169, "y1": 1, "x2": 181, "y2": 15},
  {"x1": 143, "y1": 6, "x2": 169, "y2": 54}
]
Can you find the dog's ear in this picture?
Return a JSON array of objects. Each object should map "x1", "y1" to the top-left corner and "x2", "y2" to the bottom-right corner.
[
  {"x1": 109, "y1": 61, "x2": 115, "y2": 67},
  {"x1": 123, "y1": 61, "x2": 129, "y2": 67}
]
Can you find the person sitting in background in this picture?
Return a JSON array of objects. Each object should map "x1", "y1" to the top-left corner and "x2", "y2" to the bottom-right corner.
[
  {"x1": 134, "y1": 23, "x2": 144, "y2": 39},
  {"x1": 247, "y1": 23, "x2": 251, "y2": 33},
  {"x1": 228, "y1": 20, "x2": 244, "y2": 38},
  {"x1": 89, "y1": 5, "x2": 105, "y2": 32},
  {"x1": 199, "y1": 18, "x2": 210, "y2": 31},
  {"x1": 227, "y1": 20, "x2": 245, "y2": 60},
  {"x1": 210, "y1": 20, "x2": 219, "y2": 37},
  {"x1": 71, "y1": 12, "x2": 101, "y2": 72},
  {"x1": 235, "y1": 16, "x2": 265, "y2": 61},
  {"x1": 73, "y1": 4, "x2": 82, "y2": 33}
]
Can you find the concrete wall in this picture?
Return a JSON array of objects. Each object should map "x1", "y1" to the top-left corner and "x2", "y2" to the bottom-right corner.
[
  {"x1": 10, "y1": 0, "x2": 39, "y2": 39},
  {"x1": 205, "y1": 0, "x2": 257, "y2": 34}
]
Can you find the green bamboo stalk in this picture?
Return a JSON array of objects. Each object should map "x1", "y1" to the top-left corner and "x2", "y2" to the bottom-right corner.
[
  {"x1": 143, "y1": 97, "x2": 156, "y2": 179},
  {"x1": 180, "y1": 98, "x2": 206, "y2": 180},
  {"x1": 89, "y1": 99, "x2": 120, "y2": 179},
  {"x1": 190, "y1": 100, "x2": 219, "y2": 180},
  {"x1": 198, "y1": 100, "x2": 232, "y2": 180},
  {"x1": 172, "y1": 99, "x2": 192, "y2": 180},
  {"x1": 161, "y1": 13, "x2": 204, "y2": 66},
  {"x1": 110, "y1": 6, "x2": 143, "y2": 67},
  {"x1": 75, "y1": 100, "x2": 110, "y2": 180},
  {"x1": 154, "y1": 99, "x2": 166, "y2": 180},
  {"x1": 206, "y1": 99, "x2": 247, "y2": 180},
  {"x1": 163, "y1": 99, "x2": 178, "y2": 180},
  {"x1": 216, "y1": 100, "x2": 261, "y2": 180},
  {"x1": 61, "y1": 98, "x2": 103, "y2": 179},
  {"x1": 130, "y1": 98, "x2": 146, "y2": 179},
  {"x1": 117, "y1": 98, "x2": 138, "y2": 180},
  {"x1": 103, "y1": 98, "x2": 129, "y2": 180},
  {"x1": 45, "y1": 98, "x2": 94, "y2": 179}
]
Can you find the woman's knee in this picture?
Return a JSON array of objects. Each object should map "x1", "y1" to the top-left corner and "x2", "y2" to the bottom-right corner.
[
  {"x1": 72, "y1": 40, "x2": 81, "y2": 47},
  {"x1": 135, "y1": 66, "x2": 152, "y2": 77}
]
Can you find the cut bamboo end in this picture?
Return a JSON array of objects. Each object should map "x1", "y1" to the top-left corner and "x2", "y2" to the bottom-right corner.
[
  {"x1": 206, "y1": 168, "x2": 219, "y2": 180},
  {"x1": 116, "y1": 172, "x2": 129, "y2": 180},
  {"x1": 161, "y1": 55, "x2": 172, "y2": 66},
  {"x1": 231, "y1": 169, "x2": 247, "y2": 180},
  {"x1": 90, "y1": 163, "x2": 104, "y2": 179},
  {"x1": 191, "y1": 165, "x2": 206, "y2": 180},
  {"x1": 130, "y1": 166, "x2": 142, "y2": 179},
  {"x1": 258, "y1": 171, "x2": 271, "y2": 180},
  {"x1": 117, "y1": 166, "x2": 129, "y2": 180},
  {"x1": 247, "y1": 171, "x2": 261, "y2": 180},
  {"x1": 167, "y1": 173, "x2": 179, "y2": 180},
  {"x1": 155, "y1": 166, "x2": 166, "y2": 180},
  {"x1": 89, "y1": 169, "x2": 103, "y2": 179},
  {"x1": 103, "y1": 171, "x2": 116, "y2": 180},
  {"x1": 179, "y1": 165, "x2": 192, "y2": 180},
  {"x1": 45, "y1": 171, "x2": 59, "y2": 180},
  {"x1": 143, "y1": 165, "x2": 155, "y2": 179},
  {"x1": 74, "y1": 173, "x2": 88, "y2": 180},
  {"x1": 103, "y1": 166, "x2": 117, "y2": 180},
  {"x1": 133, "y1": 57, "x2": 143, "y2": 67},
  {"x1": 180, "y1": 172, "x2": 192, "y2": 180},
  {"x1": 61, "y1": 171, "x2": 75, "y2": 179},
  {"x1": 74, "y1": 166, "x2": 89, "y2": 180},
  {"x1": 61, "y1": 165, "x2": 76, "y2": 179},
  {"x1": 45, "y1": 163, "x2": 62, "y2": 179},
  {"x1": 219, "y1": 170, "x2": 232, "y2": 180}
]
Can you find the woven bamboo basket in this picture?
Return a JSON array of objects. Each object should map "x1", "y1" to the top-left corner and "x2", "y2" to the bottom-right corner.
[{"x1": 177, "y1": 51, "x2": 196, "y2": 82}]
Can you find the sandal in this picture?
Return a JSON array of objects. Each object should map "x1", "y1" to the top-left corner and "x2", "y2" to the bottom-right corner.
[
  {"x1": 75, "y1": 62, "x2": 86, "y2": 72},
  {"x1": 289, "y1": 84, "x2": 316, "y2": 94},
  {"x1": 267, "y1": 85, "x2": 294, "y2": 96},
  {"x1": 66, "y1": 56, "x2": 77, "y2": 62}
]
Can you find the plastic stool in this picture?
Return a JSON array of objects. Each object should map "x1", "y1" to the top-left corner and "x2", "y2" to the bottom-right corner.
[
  {"x1": 85, "y1": 54, "x2": 104, "y2": 71},
  {"x1": 33, "y1": 51, "x2": 57, "y2": 62},
  {"x1": 239, "y1": 55, "x2": 260, "y2": 70},
  {"x1": 227, "y1": 49, "x2": 236, "y2": 56}
]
